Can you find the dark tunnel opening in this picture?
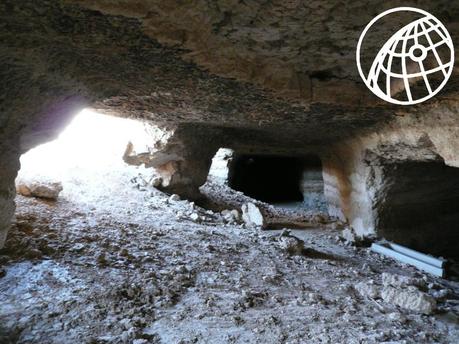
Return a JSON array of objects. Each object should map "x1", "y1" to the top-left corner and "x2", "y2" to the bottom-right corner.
[
  {"x1": 228, "y1": 154, "x2": 311, "y2": 204},
  {"x1": 377, "y1": 161, "x2": 459, "y2": 259},
  {"x1": 228, "y1": 154, "x2": 327, "y2": 211}
]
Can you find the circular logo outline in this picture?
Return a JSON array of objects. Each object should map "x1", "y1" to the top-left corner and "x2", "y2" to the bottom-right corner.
[{"x1": 356, "y1": 7, "x2": 454, "y2": 105}]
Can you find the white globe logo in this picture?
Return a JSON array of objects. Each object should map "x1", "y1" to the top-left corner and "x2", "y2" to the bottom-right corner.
[{"x1": 356, "y1": 7, "x2": 454, "y2": 105}]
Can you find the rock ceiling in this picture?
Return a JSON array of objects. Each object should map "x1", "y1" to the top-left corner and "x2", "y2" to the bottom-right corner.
[{"x1": 1, "y1": 0, "x2": 459, "y2": 151}]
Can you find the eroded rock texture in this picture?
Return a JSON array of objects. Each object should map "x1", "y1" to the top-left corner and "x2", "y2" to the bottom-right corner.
[
  {"x1": 0, "y1": 149, "x2": 20, "y2": 247},
  {"x1": 1, "y1": 0, "x2": 459, "y2": 248}
]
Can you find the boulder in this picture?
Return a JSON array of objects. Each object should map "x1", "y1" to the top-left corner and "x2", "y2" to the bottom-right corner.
[
  {"x1": 241, "y1": 203, "x2": 265, "y2": 228},
  {"x1": 354, "y1": 280, "x2": 380, "y2": 299},
  {"x1": 382, "y1": 272, "x2": 424, "y2": 288},
  {"x1": 150, "y1": 176, "x2": 162, "y2": 187},
  {"x1": 381, "y1": 285, "x2": 436, "y2": 314},
  {"x1": 189, "y1": 213, "x2": 200, "y2": 222},
  {"x1": 16, "y1": 178, "x2": 63, "y2": 200},
  {"x1": 221, "y1": 209, "x2": 240, "y2": 224},
  {"x1": 277, "y1": 236, "x2": 305, "y2": 256},
  {"x1": 168, "y1": 194, "x2": 181, "y2": 202},
  {"x1": 381, "y1": 273, "x2": 435, "y2": 314}
]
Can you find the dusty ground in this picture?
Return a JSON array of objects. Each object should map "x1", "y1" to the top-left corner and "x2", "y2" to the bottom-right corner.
[{"x1": 1, "y1": 166, "x2": 459, "y2": 344}]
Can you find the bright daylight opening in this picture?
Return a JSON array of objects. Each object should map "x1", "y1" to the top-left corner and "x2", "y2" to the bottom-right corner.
[{"x1": 17, "y1": 109, "x2": 153, "y2": 207}]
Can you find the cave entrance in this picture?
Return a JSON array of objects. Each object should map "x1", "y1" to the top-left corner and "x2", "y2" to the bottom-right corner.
[
  {"x1": 377, "y1": 161, "x2": 459, "y2": 259},
  {"x1": 227, "y1": 154, "x2": 326, "y2": 210},
  {"x1": 16, "y1": 109, "x2": 152, "y2": 204}
]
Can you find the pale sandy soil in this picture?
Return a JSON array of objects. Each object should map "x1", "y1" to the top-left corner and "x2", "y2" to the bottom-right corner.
[{"x1": 1, "y1": 165, "x2": 458, "y2": 344}]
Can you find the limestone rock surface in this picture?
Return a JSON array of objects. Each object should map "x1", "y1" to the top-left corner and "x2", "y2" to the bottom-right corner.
[
  {"x1": 381, "y1": 286, "x2": 436, "y2": 315},
  {"x1": 16, "y1": 178, "x2": 63, "y2": 200},
  {"x1": 241, "y1": 203, "x2": 265, "y2": 228}
]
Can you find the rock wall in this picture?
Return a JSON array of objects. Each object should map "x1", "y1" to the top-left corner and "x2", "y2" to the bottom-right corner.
[
  {"x1": 0, "y1": 147, "x2": 20, "y2": 247},
  {"x1": 0, "y1": 65, "x2": 87, "y2": 248},
  {"x1": 376, "y1": 161, "x2": 459, "y2": 257},
  {"x1": 323, "y1": 101, "x2": 459, "y2": 249}
]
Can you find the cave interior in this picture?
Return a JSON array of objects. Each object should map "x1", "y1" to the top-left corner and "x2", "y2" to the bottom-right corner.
[{"x1": 1, "y1": 1, "x2": 459, "y2": 342}]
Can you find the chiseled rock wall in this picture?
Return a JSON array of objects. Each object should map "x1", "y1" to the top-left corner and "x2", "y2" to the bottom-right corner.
[{"x1": 323, "y1": 101, "x2": 459, "y2": 242}]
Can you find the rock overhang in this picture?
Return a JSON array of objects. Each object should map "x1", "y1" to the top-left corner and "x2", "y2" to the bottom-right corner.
[
  {"x1": 2, "y1": 0, "x2": 459, "y2": 246},
  {"x1": 2, "y1": 0, "x2": 459, "y2": 151}
]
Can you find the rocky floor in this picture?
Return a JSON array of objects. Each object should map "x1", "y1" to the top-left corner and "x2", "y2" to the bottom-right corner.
[{"x1": 0, "y1": 170, "x2": 459, "y2": 343}]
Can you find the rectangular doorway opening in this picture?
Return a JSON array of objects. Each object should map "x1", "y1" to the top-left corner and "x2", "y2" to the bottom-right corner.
[{"x1": 227, "y1": 154, "x2": 327, "y2": 211}]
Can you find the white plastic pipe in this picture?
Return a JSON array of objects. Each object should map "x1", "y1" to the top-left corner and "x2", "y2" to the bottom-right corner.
[
  {"x1": 371, "y1": 242, "x2": 445, "y2": 278},
  {"x1": 389, "y1": 242, "x2": 446, "y2": 268}
]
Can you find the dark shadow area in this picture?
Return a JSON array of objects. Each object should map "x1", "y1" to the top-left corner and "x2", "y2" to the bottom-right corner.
[
  {"x1": 228, "y1": 155, "x2": 304, "y2": 203},
  {"x1": 0, "y1": 324, "x2": 21, "y2": 344},
  {"x1": 377, "y1": 161, "x2": 459, "y2": 259},
  {"x1": 301, "y1": 247, "x2": 344, "y2": 261}
]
